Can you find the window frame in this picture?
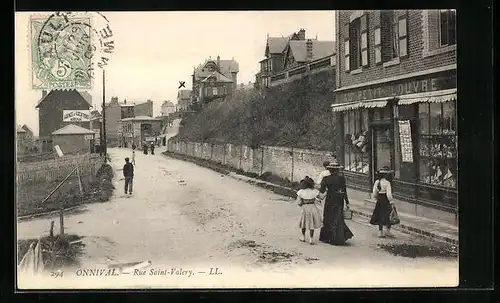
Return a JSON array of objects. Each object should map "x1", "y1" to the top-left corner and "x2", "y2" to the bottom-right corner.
[
  {"x1": 398, "y1": 15, "x2": 408, "y2": 58},
  {"x1": 360, "y1": 13, "x2": 369, "y2": 67},
  {"x1": 439, "y1": 9, "x2": 457, "y2": 47},
  {"x1": 374, "y1": 26, "x2": 382, "y2": 64}
]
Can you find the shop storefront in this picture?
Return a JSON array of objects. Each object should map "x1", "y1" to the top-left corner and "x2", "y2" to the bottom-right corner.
[{"x1": 332, "y1": 70, "x2": 457, "y2": 213}]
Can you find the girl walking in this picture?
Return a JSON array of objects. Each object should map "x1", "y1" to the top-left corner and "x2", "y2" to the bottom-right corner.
[
  {"x1": 296, "y1": 176, "x2": 323, "y2": 245},
  {"x1": 370, "y1": 166, "x2": 395, "y2": 238}
]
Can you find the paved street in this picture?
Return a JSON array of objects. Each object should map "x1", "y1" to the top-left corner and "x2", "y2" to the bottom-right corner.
[{"x1": 17, "y1": 146, "x2": 458, "y2": 288}]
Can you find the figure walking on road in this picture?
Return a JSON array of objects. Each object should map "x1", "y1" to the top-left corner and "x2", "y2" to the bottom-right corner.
[
  {"x1": 143, "y1": 142, "x2": 148, "y2": 155},
  {"x1": 131, "y1": 149, "x2": 136, "y2": 166},
  {"x1": 123, "y1": 157, "x2": 134, "y2": 195},
  {"x1": 318, "y1": 160, "x2": 354, "y2": 245},
  {"x1": 296, "y1": 176, "x2": 323, "y2": 245},
  {"x1": 150, "y1": 142, "x2": 155, "y2": 155},
  {"x1": 370, "y1": 166, "x2": 395, "y2": 238}
]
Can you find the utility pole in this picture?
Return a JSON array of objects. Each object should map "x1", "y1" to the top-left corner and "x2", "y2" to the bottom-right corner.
[{"x1": 102, "y1": 69, "x2": 107, "y2": 163}]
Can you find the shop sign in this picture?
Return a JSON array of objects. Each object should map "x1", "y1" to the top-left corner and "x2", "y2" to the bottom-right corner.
[
  {"x1": 336, "y1": 75, "x2": 456, "y2": 103},
  {"x1": 398, "y1": 120, "x2": 413, "y2": 163},
  {"x1": 84, "y1": 134, "x2": 94, "y2": 140},
  {"x1": 62, "y1": 110, "x2": 91, "y2": 122}
]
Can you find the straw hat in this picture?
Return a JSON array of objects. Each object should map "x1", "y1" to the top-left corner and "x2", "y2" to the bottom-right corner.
[
  {"x1": 377, "y1": 166, "x2": 394, "y2": 174},
  {"x1": 326, "y1": 160, "x2": 344, "y2": 169}
]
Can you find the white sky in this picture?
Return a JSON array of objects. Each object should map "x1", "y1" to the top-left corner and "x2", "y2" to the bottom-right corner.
[{"x1": 15, "y1": 11, "x2": 335, "y2": 136}]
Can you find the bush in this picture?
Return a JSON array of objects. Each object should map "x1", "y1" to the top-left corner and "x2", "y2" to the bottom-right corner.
[{"x1": 172, "y1": 70, "x2": 340, "y2": 152}]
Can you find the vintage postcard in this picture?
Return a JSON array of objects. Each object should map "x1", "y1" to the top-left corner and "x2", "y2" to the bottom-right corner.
[{"x1": 15, "y1": 10, "x2": 458, "y2": 289}]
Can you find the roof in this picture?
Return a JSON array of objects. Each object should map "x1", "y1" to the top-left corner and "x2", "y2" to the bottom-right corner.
[
  {"x1": 267, "y1": 37, "x2": 289, "y2": 54},
  {"x1": 17, "y1": 125, "x2": 26, "y2": 133},
  {"x1": 51, "y1": 124, "x2": 95, "y2": 135},
  {"x1": 120, "y1": 116, "x2": 161, "y2": 122},
  {"x1": 178, "y1": 90, "x2": 192, "y2": 99},
  {"x1": 162, "y1": 101, "x2": 175, "y2": 107},
  {"x1": 201, "y1": 71, "x2": 234, "y2": 83},
  {"x1": 288, "y1": 40, "x2": 335, "y2": 62},
  {"x1": 36, "y1": 90, "x2": 92, "y2": 108},
  {"x1": 194, "y1": 58, "x2": 239, "y2": 80},
  {"x1": 90, "y1": 110, "x2": 102, "y2": 120}
]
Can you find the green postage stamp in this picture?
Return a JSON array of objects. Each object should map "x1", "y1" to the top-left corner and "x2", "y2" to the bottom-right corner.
[{"x1": 30, "y1": 13, "x2": 93, "y2": 90}]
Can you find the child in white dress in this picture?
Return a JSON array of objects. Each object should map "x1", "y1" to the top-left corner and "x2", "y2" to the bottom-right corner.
[{"x1": 297, "y1": 176, "x2": 323, "y2": 245}]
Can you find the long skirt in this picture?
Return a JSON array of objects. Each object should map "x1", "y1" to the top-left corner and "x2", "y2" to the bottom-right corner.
[
  {"x1": 319, "y1": 194, "x2": 354, "y2": 245},
  {"x1": 299, "y1": 204, "x2": 323, "y2": 230},
  {"x1": 370, "y1": 193, "x2": 391, "y2": 226}
]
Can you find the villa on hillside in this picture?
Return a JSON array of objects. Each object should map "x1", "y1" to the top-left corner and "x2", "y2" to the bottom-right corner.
[
  {"x1": 255, "y1": 28, "x2": 336, "y2": 88},
  {"x1": 191, "y1": 56, "x2": 239, "y2": 104}
]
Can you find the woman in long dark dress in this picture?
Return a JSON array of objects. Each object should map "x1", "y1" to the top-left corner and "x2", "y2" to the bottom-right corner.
[
  {"x1": 370, "y1": 166, "x2": 395, "y2": 238},
  {"x1": 318, "y1": 160, "x2": 354, "y2": 245}
]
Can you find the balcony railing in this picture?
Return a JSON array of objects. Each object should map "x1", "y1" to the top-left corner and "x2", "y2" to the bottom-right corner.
[{"x1": 268, "y1": 54, "x2": 334, "y2": 87}]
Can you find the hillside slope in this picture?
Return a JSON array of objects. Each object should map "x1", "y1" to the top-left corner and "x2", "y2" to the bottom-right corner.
[{"x1": 172, "y1": 70, "x2": 341, "y2": 153}]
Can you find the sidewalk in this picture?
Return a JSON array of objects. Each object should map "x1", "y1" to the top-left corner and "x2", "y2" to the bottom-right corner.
[{"x1": 227, "y1": 172, "x2": 458, "y2": 247}]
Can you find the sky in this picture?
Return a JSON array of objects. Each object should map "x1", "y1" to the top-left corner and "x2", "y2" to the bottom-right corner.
[{"x1": 15, "y1": 11, "x2": 335, "y2": 136}]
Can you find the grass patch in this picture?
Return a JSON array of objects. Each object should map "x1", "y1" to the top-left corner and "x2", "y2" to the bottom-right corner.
[
  {"x1": 17, "y1": 163, "x2": 115, "y2": 217},
  {"x1": 18, "y1": 234, "x2": 84, "y2": 270},
  {"x1": 377, "y1": 243, "x2": 458, "y2": 259}
]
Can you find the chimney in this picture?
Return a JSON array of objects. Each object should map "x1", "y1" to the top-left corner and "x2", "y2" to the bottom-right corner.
[
  {"x1": 298, "y1": 28, "x2": 306, "y2": 40},
  {"x1": 42, "y1": 90, "x2": 47, "y2": 98},
  {"x1": 217, "y1": 55, "x2": 220, "y2": 68},
  {"x1": 306, "y1": 39, "x2": 313, "y2": 59},
  {"x1": 124, "y1": 99, "x2": 126, "y2": 104},
  {"x1": 111, "y1": 97, "x2": 119, "y2": 103}
]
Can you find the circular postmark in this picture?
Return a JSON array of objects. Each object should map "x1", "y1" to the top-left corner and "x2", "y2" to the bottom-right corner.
[{"x1": 31, "y1": 11, "x2": 115, "y2": 90}]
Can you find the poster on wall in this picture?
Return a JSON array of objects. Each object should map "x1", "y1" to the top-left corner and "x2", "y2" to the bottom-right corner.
[
  {"x1": 398, "y1": 120, "x2": 414, "y2": 163},
  {"x1": 62, "y1": 110, "x2": 91, "y2": 122}
]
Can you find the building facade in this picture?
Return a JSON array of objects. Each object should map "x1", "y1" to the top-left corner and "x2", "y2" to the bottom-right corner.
[
  {"x1": 161, "y1": 101, "x2": 176, "y2": 116},
  {"x1": 192, "y1": 56, "x2": 239, "y2": 104},
  {"x1": 104, "y1": 97, "x2": 135, "y2": 146},
  {"x1": 36, "y1": 90, "x2": 93, "y2": 152},
  {"x1": 117, "y1": 116, "x2": 162, "y2": 148},
  {"x1": 255, "y1": 29, "x2": 336, "y2": 88},
  {"x1": 134, "y1": 100, "x2": 154, "y2": 117},
  {"x1": 51, "y1": 124, "x2": 96, "y2": 155},
  {"x1": 333, "y1": 10, "x2": 457, "y2": 219},
  {"x1": 177, "y1": 90, "x2": 192, "y2": 111}
]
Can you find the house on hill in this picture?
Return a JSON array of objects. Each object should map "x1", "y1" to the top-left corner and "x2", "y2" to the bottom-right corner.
[
  {"x1": 192, "y1": 56, "x2": 239, "y2": 104},
  {"x1": 255, "y1": 29, "x2": 336, "y2": 88},
  {"x1": 36, "y1": 89, "x2": 93, "y2": 152},
  {"x1": 177, "y1": 90, "x2": 192, "y2": 112}
]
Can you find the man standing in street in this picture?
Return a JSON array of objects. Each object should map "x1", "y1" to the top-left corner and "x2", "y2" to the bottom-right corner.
[{"x1": 123, "y1": 157, "x2": 134, "y2": 195}]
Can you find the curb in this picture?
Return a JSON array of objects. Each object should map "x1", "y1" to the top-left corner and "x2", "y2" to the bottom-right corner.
[{"x1": 163, "y1": 151, "x2": 458, "y2": 247}]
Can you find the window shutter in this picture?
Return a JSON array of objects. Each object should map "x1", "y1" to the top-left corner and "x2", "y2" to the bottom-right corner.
[
  {"x1": 380, "y1": 10, "x2": 393, "y2": 62},
  {"x1": 374, "y1": 27, "x2": 382, "y2": 64},
  {"x1": 344, "y1": 24, "x2": 350, "y2": 72},
  {"x1": 349, "y1": 22, "x2": 360, "y2": 69},
  {"x1": 361, "y1": 13, "x2": 369, "y2": 67},
  {"x1": 398, "y1": 15, "x2": 408, "y2": 57}
]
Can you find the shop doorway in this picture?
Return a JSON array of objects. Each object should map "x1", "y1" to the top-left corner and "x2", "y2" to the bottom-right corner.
[{"x1": 371, "y1": 122, "x2": 395, "y2": 183}]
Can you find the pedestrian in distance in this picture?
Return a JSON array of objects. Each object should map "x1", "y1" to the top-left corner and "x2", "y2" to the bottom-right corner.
[
  {"x1": 131, "y1": 149, "x2": 136, "y2": 166},
  {"x1": 123, "y1": 157, "x2": 134, "y2": 195},
  {"x1": 318, "y1": 160, "x2": 354, "y2": 246},
  {"x1": 150, "y1": 142, "x2": 155, "y2": 155},
  {"x1": 143, "y1": 142, "x2": 148, "y2": 155},
  {"x1": 370, "y1": 166, "x2": 396, "y2": 238},
  {"x1": 296, "y1": 176, "x2": 323, "y2": 245}
]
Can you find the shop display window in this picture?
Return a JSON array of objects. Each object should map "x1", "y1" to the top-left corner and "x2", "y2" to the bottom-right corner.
[
  {"x1": 343, "y1": 109, "x2": 370, "y2": 174},
  {"x1": 418, "y1": 101, "x2": 457, "y2": 188}
]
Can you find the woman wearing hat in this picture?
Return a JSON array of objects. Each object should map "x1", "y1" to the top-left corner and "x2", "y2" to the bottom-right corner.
[
  {"x1": 370, "y1": 166, "x2": 395, "y2": 238},
  {"x1": 317, "y1": 160, "x2": 354, "y2": 245}
]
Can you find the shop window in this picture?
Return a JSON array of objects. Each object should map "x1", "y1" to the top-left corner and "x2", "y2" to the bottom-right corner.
[
  {"x1": 439, "y1": 10, "x2": 456, "y2": 47},
  {"x1": 343, "y1": 109, "x2": 370, "y2": 174},
  {"x1": 418, "y1": 101, "x2": 457, "y2": 188}
]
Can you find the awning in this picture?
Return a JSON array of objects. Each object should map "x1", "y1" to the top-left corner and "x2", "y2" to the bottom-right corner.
[
  {"x1": 331, "y1": 97, "x2": 394, "y2": 112},
  {"x1": 398, "y1": 88, "x2": 457, "y2": 105},
  {"x1": 331, "y1": 101, "x2": 362, "y2": 112}
]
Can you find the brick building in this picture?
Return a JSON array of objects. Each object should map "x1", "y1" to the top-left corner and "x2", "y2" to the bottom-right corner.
[
  {"x1": 333, "y1": 10, "x2": 457, "y2": 222},
  {"x1": 36, "y1": 90, "x2": 93, "y2": 152},
  {"x1": 104, "y1": 98, "x2": 154, "y2": 146}
]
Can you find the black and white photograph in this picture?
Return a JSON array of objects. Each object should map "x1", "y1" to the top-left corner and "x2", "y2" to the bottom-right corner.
[{"x1": 15, "y1": 10, "x2": 460, "y2": 289}]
